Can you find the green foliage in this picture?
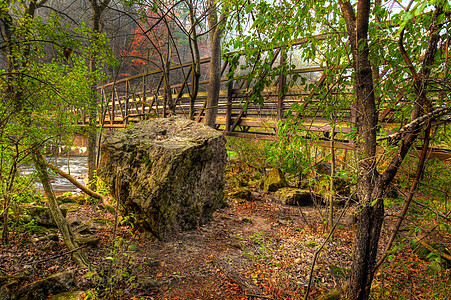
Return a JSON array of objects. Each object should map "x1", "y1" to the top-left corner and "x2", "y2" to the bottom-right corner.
[
  {"x1": 226, "y1": 136, "x2": 268, "y2": 178},
  {"x1": 0, "y1": 1, "x2": 117, "y2": 245}
]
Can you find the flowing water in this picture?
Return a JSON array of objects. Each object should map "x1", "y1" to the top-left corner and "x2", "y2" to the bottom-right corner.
[{"x1": 23, "y1": 156, "x2": 89, "y2": 193}]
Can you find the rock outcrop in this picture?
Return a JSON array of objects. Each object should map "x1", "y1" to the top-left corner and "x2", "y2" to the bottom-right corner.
[{"x1": 98, "y1": 117, "x2": 227, "y2": 239}]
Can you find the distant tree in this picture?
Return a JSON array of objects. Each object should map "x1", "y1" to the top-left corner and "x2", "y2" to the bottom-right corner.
[
  {"x1": 121, "y1": 0, "x2": 211, "y2": 118},
  {"x1": 203, "y1": 0, "x2": 228, "y2": 127},
  {"x1": 87, "y1": 0, "x2": 112, "y2": 191}
]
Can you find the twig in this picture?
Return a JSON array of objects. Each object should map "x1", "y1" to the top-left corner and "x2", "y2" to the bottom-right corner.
[
  {"x1": 377, "y1": 107, "x2": 451, "y2": 142},
  {"x1": 412, "y1": 199, "x2": 451, "y2": 222},
  {"x1": 375, "y1": 121, "x2": 431, "y2": 270},
  {"x1": 27, "y1": 245, "x2": 87, "y2": 266},
  {"x1": 232, "y1": 293, "x2": 275, "y2": 299},
  {"x1": 303, "y1": 200, "x2": 350, "y2": 300}
]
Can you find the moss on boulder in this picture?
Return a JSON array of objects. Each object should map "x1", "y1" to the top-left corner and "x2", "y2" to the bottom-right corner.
[{"x1": 20, "y1": 204, "x2": 67, "y2": 227}]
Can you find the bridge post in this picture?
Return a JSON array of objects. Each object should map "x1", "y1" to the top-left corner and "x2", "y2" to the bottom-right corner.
[
  {"x1": 142, "y1": 75, "x2": 146, "y2": 116},
  {"x1": 277, "y1": 47, "x2": 286, "y2": 120},
  {"x1": 125, "y1": 80, "x2": 129, "y2": 125},
  {"x1": 225, "y1": 56, "x2": 233, "y2": 133}
]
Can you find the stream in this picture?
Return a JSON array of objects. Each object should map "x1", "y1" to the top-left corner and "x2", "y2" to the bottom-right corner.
[{"x1": 23, "y1": 156, "x2": 89, "y2": 193}]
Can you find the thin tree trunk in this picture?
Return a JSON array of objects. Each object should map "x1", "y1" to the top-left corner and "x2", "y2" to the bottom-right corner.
[
  {"x1": 33, "y1": 150, "x2": 90, "y2": 269},
  {"x1": 204, "y1": 0, "x2": 226, "y2": 128},
  {"x1": 87, "y1": 0, "x2": 111, "y2": 191},
  {"x1": 329, "y1": 127, "x2": 335, "y2": 232}
]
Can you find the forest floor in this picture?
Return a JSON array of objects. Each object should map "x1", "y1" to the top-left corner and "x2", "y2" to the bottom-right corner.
[{"x1": 1, "y1": 182, "x2": 450, "y2": 299}]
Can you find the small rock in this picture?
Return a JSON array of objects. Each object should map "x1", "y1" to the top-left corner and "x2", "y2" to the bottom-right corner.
[
  {"x1": 343, "y1": 213, "x2": 357, "y2": 225},
  {"x1": 274, "y1": 187, "x2": 313, "y2": 206},
  {"x1": 138, "y1": 278, "x2": 163, "y2": 289},
  {"x1": 278, "y1": 216, "x2": 293, "y2": 225},
  {"x1": 48, "y1": 291, "x2": 87, "y2": 300},
  {"x1": 75, "y1": 234, "x2": 100, "y2": 247},
  {"x1": 85, "y1": 218, "x2": 112, "y2": 231},
  {"x1": 263, "y1": 168, "x2": 288, "y2": 192},
  {"x1": 228, "y1": 187, "x2": 251, "y2": 200}
]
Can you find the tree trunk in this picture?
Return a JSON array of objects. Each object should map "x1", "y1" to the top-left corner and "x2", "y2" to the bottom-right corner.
[
  {"x1": 87, "y1": 0, "x2": 111, "y2": 191},
  {"x1": 188, "y1": 2, "x2": 201, "y2": 120},
  {"x1": 204, "y1": 0, "x2": 226, "y2": 128},
  {"x1": 338, "y1": 1, "x2": 382, "y2": 298},
  {"x1": 33, "y1": 150, "x2": 90, "y2": 269},
  {"x1": 339, "y1": 2, "x2": 444, "y2": 299}
]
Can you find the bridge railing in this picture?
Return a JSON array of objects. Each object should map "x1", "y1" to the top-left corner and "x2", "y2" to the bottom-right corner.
[{"x1": 94, "y1": 34, "x2": 381, "y2": 142}]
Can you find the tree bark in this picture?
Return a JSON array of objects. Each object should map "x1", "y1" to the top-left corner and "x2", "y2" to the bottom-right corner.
[
  {"x1": 338, "y1": 2, "x2": 445, "y2": 299},
  {"x1": 187, "y1": 0, "x2": 201, "y2": 120},
  {"x1": 338, "y1": 1, "x2": 383, "y2": 298},
  {"x1": 204, "y1": 0, "x2": 226, "y2": 128},
  {"x1": 88, "y1": 0, "x2": 111, "y2": 191}
]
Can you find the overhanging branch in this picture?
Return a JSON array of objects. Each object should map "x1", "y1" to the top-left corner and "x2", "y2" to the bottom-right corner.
[{"x1": 377, "y1": 106, "x2": 451, "y2": 142}]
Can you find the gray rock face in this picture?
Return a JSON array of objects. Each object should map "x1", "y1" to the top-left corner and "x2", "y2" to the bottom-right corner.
[{"x1": 98, "y1": 117, "x2": 227, "y2": 240}]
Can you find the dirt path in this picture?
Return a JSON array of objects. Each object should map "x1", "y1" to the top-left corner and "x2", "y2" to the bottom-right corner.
[{"x1": 2, "y1": 185, "x2": 449, "y2": 299}]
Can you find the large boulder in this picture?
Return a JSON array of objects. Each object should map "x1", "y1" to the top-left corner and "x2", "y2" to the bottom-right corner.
[{"x1": 98, "y1": 117, "x2": 227, "y2": 240}]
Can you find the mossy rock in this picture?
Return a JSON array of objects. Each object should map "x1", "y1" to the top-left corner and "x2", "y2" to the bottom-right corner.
[
  {"x1": 228, "y1": 173, "x2": 250, "y2": 188},
  {"x1": 21, "y1": 204, "x2": 67, "y2": 227},
  {"x1": 263, "y1": 168, "x2": 288, "y2": 192},
  {"x1": 48, "y1": 291, "x2": 87, "y2": 300},
  {"x1": 228, "y1": 187, "x2": 252, "y2": 200},
  {"x1": 13, "y1": 270, "x2": 75, "y2": 300},
  {"x1": 85, "y1": 218, "x2": 112, "y2": 231},
  {"x1": 56, "y1": 196, "x2": 78, "y2": 204},
  {"x1": 98, "y1": 117, "x2": 227, "y2": 240},
  {"x1": 75, "y1": 234, "x2": 100, "y2": 247},
  {"x1": 241, "y1": 217, "x2": 252, "y2": 224},
  {"x1": 0, "y1": 270, "x2": 31, "y2": 286},
  {"x1": 59, "y1": 203, "x2": 80, "y2": 212},
  {"x1": 315, "y1": 289, "x2": 341, "y2": 300},
  {"x1": 306, "y1": 240, "x2": 318, "y2": 247},
  {"x1": 274, "y1": 187, "x2": 313, "y2": 206}
]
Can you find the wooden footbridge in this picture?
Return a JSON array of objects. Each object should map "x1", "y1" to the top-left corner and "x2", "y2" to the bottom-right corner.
[
  {"x1": 90, "y1": 36, "x2": 450, "y2": 157},
  {"x1": 92, "y1": 36, "x2": 358, "y2": 143}
]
